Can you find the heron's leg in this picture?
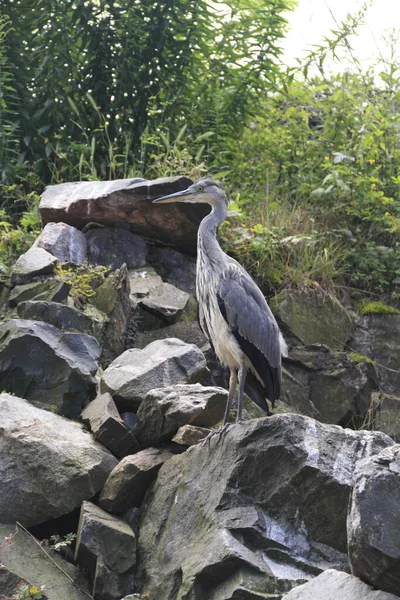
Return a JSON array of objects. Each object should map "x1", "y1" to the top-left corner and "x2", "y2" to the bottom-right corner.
[
  {"x1": 222, "y1": 369, "x2": 238, "y2": 426},
  {"x1": 236, "y1": 365, "x2": 247, "y2": 423}
]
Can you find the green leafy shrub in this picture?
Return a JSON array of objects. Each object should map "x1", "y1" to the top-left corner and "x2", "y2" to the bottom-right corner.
[{"x1": 54, "y1": 263, "x2": 110, "y2": 308}]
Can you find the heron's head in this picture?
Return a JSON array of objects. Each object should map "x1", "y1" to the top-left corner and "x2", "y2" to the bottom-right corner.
[{"x1": 153, "y1": 177, "x2": 228, "y2": 207}]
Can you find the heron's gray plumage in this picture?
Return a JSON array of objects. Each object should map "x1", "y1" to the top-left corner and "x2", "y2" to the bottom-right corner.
[{"x1": 154, "y1": 176, "x2": 287, "y2": 425}]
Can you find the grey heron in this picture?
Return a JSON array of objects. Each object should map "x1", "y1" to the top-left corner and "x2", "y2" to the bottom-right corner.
[{"x1": 154, "y1": 177, "x2": 287, "y2": 426}]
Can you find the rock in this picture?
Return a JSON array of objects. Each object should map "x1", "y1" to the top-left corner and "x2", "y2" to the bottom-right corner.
[
  {"x1": 128, "y1": 267, "x2": 163, "y2": 298},
  {"x1": 134, "y1": 384, "x2": 227, "y2": 447},
  {"x1": 348, "y1": 445, "x2": 400, "y2": 595},
  {"x1": 148, "y1": 246, "x2": 197, "y2": 295},
  {"x1": 40, "y1": 176, "x2": 208, "y2": 253},
  {"x1": 90, "y1": 265, "x2": 132, "y2": 366},
  {"x1": 0, "y1": 566, "x2": 34, "y2": 600},
  {"x1": 99, "y1": 448, "x2": 174, "y2": 514},
  {"x1": 0, "y1": 319, "x2": 101, "y2": 418},
  {"x1": 172, "y1": 424, "x2": 211, "y2": 446},
  {"x1": 81, "y1": 393, "x2": 140, "y2": 458},
  {"x1": 35, "y1": 222, "x2": 87, "y2": 264},
  {"x1": 139, "y1": 281, "x2": 190, "y2": 324},
  {"x1": 17, "y1": 300, "x2": 101, "y2": 338},
  {"x1": 372, "y1": 393, "x2": 400, "y2": 442},
  {"x1": 11, "y1": 247, "x2": 58, "y2": 284},
  {"x1": 137, "y1": 415, "x2": 393, "y2": 600},
  {"x1": 349, "y1": 315, "x2": 400, "y2": 396},
  {"x1": 85, "y1": 227, "x2": 147, "y2": 270},
  {"x1": 282, "y1": 345, "x2": 377, "y2": 427},
  {"x1": 134, "y1": 320, "x2": 208, "y2": 351},
  {"x1": 75, "y1": 501, "x2": 136, "y2": 599},
  {"x1": 0, "y1": 524, "x2": 91, "y2": 600},
  {"x1": 0, "y1": 393, "x2": 117, "y2": 526},
  {"x1": 101, "y1": 338, "x2": 207, "y2": 411},
  {"x1": 8, "y1": 279, "x2": 70, "y2": 307},
  {"x1": 270, "y1": 289, "x2": 356, "y2": 350},
  {"x1": 281, "y1": 569, "x2": 400, "y2": 600}
]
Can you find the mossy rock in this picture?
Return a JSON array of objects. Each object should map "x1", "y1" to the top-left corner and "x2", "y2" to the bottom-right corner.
[{"x1": 359, "y1": 301, "x2": 400, "y2": 316}]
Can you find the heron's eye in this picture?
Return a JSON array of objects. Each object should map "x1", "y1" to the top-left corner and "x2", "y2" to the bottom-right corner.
[{"x1": 197, "y1": 186, "x2": 203, "y2": 192}]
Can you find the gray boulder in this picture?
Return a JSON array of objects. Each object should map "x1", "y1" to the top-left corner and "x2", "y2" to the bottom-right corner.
[
  {"x1": 35, "y1": 222, "x2": 87, "y2": 264},
  {"x1": 75, "y1": 501, "x2": 136, "y2": 600},
  {"x1": 0, "y1": 524, "x2": 91, "y2": 600},
  {"x1": 11, "y1": 247, "x2": 58, "y2": 284},
  {"x1": 101, "y1": 338, "x2": 207, "y2": 411},
  {"x1": 348, "y1": 444, "x2": 400, "y2": 596},
  {"x1": 371, "y1": 393, "x2": 400, "y2": 442},
  {"x1": 8, "y1": 279, "x2": 70, "y2": 307},
  {"x1": 139, "y1": 281, "x2": 190, "y2": 325},
  {"x1": 0, "y1": 393, "x2": 117, "y2": 526},
  {"x1": 270, "y1": 289, "x2": 356, "y2": 350},
  {"x1": 134, "y1": 384, "x2": 227, "y2": 447},
  {"x1": 133, "y1": 321, "x2": 208, "y2": 351},
  {"x1": 281, "y1": 569, "x2": 400, "y2": 600},
  {"x1": 17, "y1": 300, "x2": 100, "y2": 338},
  {"x1": 40, "y1": 176, "x2": 208, "y2": 253},
  {"x1": 0, "y1": 319, "x2": 101, "y2": 418},
  {"x1": 282, "y1": 345, "x2": 377, "y2": 427},
  {"x1": 85, "y1": 227, "x2": 147, "y2": 270},
  {"x1": 81, "y1": 393, "x2": 140, "y2": 458},
  {"x1": 349, "y1": 315, "x2": 400, "y2": 396},
  {"x1": 137, "y1": 415, "x2": 393, "y2": 600},
  {"x1": 148, "y1": 246, "x2": 197, "y2": 295},
  {"x1": 99, "y1": 448, "x2": 174, "y2": 514}
]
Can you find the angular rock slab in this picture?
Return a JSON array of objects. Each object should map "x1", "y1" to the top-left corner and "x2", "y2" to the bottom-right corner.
[
  {"x1": 138, "y1": 415, "x2": 393, "y2": 600},
  {"x1": 148, "y1": 246, "x2": 197, "y2": 295},
  {"x1": 99, "y1": 448, "x2": 174, "y2": 514},
  {"x1": 85, "y1": 226, "x2": 147, "y2": 270},
  {"x1": 8, "y1": 279, "x2": 70, "y2": 307},
  {"x1": 34, "y1": 222, "x2": 87, "y2": 264},
  {"x1": 101, "y1": 338, "x2": 207, "y2": 410},
  {"x1": 282, "y1": 345, "x2": 377, "y2": 426},
  {"x1": 0, "y1": 524, "x2": 91, "y2": 600},
  {"x1": 0, "y1": 319, "x2": 101, "y2": 418},
  {"x1": 348, "y1": 445, "x2": 400, "y2": 596},
  {"x1": 81, "y1": 393, "x2": 140, "y2": 458},
  {"x1": 128, "y1": 267, "x2": 163, "y2": 298},
  {"x1": 134, "y1": 384, "x2": 227, "y2": 447},
  {"x1": 17, "y1": 300, "x2": 100, "y2": 337},
  {"x1": 75, "y1": 501, "x2": 136, "y2": 598},
  {"x1": 172, "y1": 424, "x2": 211, "y2": 446},
  {"x1": 40, "y1": 176, "x2": 208, "y2": 253},
  {"x1": 11, "y1": 247, "x2": 58, "y2": 284},
  {"x1": 0, "y1": 394, "x2": 118, "y2": 526},
  {"x1": 270, "y1": 289, "x2": 356, "y2": 350},
  {"x1": 134, "y1": 321, "x2": 208, "y2": 352},
  {"x1": 139, "y1": 281, "x2": 190, "y2": 325},
  {"x1": 281, "y1": 569, "x2": 400, "y2": 600},
  {"x1": 349, "y1": 315, "x2": 400, "y2": 396}
]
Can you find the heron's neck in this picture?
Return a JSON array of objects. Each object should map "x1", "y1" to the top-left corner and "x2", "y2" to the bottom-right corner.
[{"x1": 198, "y1": 200, "x2": 227, "y2": 267}]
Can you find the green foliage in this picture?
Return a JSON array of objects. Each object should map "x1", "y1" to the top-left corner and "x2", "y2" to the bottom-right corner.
[
  {"x1": 54, "y1": 263, "x2": 110, "y2": 307},
  {"x1": 13, "y1": 585, "x2": 46, "y2": 600},
  {"x1": 359, "y1": 301, "x2": 400, "y2": 316},
  {"x1": 348, "y1": 351, "x2": 374, "y2": 365},
  {"x1": 49, "y1": 532, "x2": 76, "y2": 552}
]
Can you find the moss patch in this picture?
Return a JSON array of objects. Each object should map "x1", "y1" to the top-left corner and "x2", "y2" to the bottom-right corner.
[
  {"x1": 359, "y1": 302, "x2": 400, "y2": 316},
  {"x1": 348, "y1": 352, "x2": 374, "y2": 366}
]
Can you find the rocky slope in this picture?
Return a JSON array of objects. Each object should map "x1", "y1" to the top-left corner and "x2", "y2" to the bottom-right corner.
[{"x1": 0, "y1": 175, "x2": 398, "y2": 600}]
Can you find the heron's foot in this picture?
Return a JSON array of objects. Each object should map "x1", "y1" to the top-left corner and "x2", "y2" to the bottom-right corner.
[{"x1": 200, "y1": 423, "x2": 233, "y2": 447}]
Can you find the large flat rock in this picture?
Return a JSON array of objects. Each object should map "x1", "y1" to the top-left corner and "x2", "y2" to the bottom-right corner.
[
  {"x1": 137, "y1": 414, "x2": 393, "y2": 600},
  {"x1": 0, "y1": 393, "x2": 118, "y2": 526},
  {"x1": 40, "y1": 177, "x2": 208, "y2": 253}
]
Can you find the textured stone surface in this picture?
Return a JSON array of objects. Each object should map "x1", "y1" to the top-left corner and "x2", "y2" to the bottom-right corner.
[
  {"x1": 282, "y1": 345, "x2": 377, "y2": 427},
  {"x1": 372, "y1": 393, "x2": 400, "y2": 442},
  {"x1": 172, "y1": 424, "x2": 211, "y2": 446},
  {"x1": 75, "y1": 501, "x2": 136, "y2": 598},
  {"x1": 35, "y1": 222, "x2": 87, "y2": 264},
  {"x1": 11, "y1": 247, "x2": 57, "y2": 284},
  {"x1": 139, "y1": 281, "x2": 190, "y2": 324},
  {"x1": 128, "y1": 267, "x2": 163, "y2": 298},
  {"x1": 137, "y1": 415, "x2": 393, "y2": 600},
  {"x1": 349, "y1": 315, "x2": 400, "y2": 395},
  {"x1": 270, "y1": 289, "x2": 356, "y2": 350},
  {"x1": 0, "y1": 525, "x2": 91, "y2": 600},
  {"x1": 8, "y1": 279, "x2": 70, "y2": 307},
  {"x1": 99, "y1": 448, "x2": 174, "y2": 514},
  {"x1": 134, "y1": 320, "x2": 208, "y2": 351},
  {"x1": 0, "y1": 319, "x2": 101, "y2": 418},
  {"x1": 40, "y1": 176, "x2": 208, "y2": 253},
  {"x1": 281, "y1": 569, "x2": 400, "y2": 600},
  {"x1": 134, "y1": 384, "x2": 227, "y2": 447},
  {"x1": 81, "y1": 393, "x2": 140, "y2": 458},
  {"x1": 85, "y1": 226, "x2": 147, "y2": 270},
  {"x1": 348, "y1": 444, "x2": 400, "y2": 596},
  {"x1": 17, "y1": 300, "x2": 100, "y2": 337},
  {"x1": 0, "y1": 394, "x2": 117, "y2": 526},
  {"x1": 148, "y1": 246, "x2": 197, "y2": 295},
  {"x1": 101, "y1": 338, "x2": 207, "y2": 410}
]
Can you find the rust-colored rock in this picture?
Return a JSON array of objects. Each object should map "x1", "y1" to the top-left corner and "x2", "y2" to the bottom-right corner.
[{"x1": 39, "y1": 176, "x2": 208, "y2": 253}]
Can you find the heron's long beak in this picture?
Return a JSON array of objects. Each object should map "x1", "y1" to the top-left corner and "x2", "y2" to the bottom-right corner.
[{"x1": 153, "y1": 188, "x2": 192, "y2": 204}]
